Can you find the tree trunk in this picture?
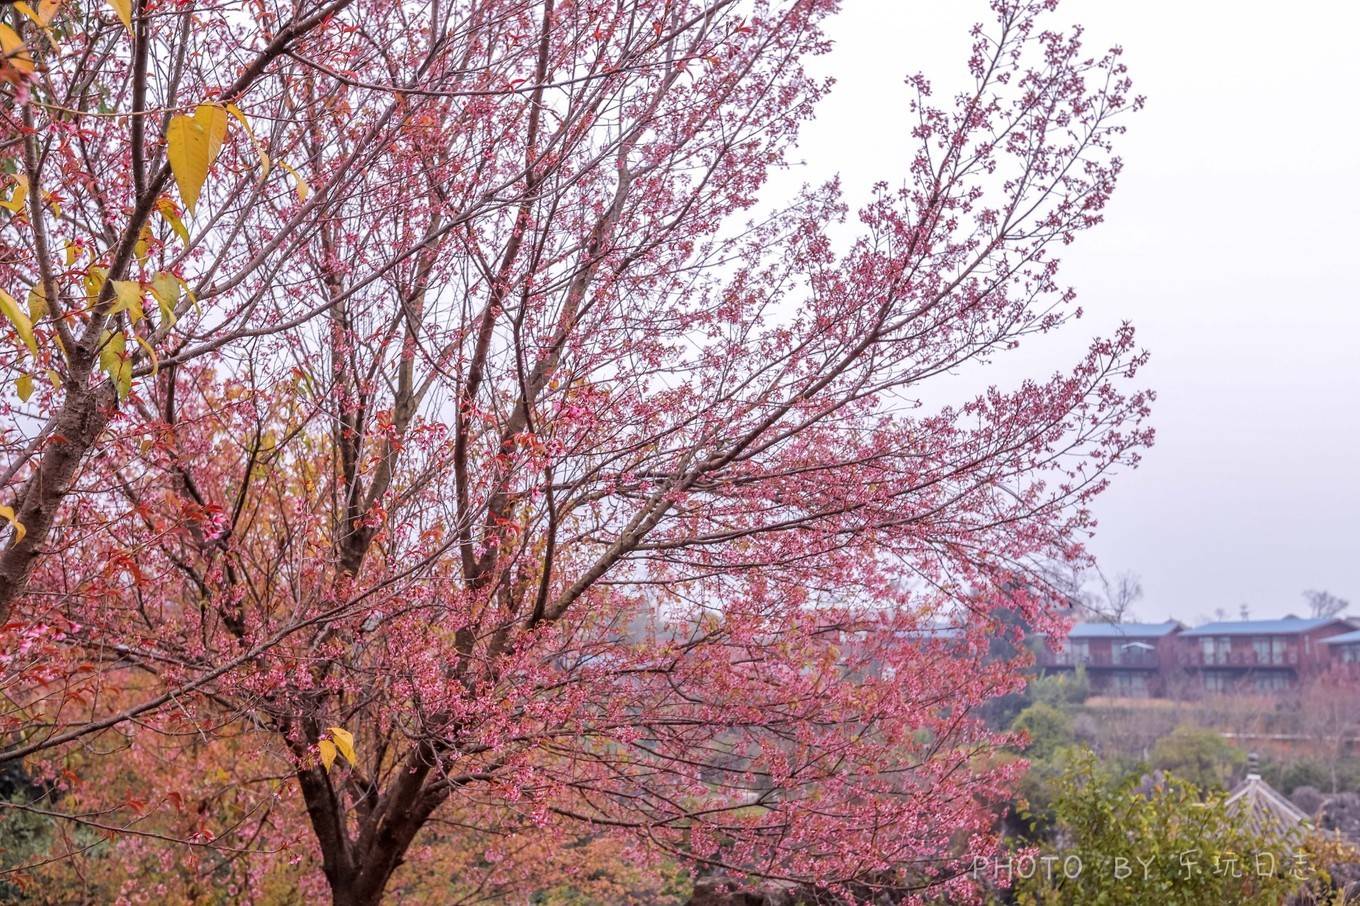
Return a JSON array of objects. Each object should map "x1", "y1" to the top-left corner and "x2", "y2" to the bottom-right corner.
[
  {"x1": 0, "y1": 382, "x2": 114, "y2": 622},
  {"x1": 299, "y1": 742, "x2": 448, "y2": 906},
  {"x1": 324, "y1": 831, "x2": 429, "y2": 906},
  {"x1": 329, "y1": 876, "x2": 393, "y2": 906}
]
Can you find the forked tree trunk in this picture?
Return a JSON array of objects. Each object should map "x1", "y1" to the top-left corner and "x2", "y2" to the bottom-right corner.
[
  {"x1": 322, "y1": 813, "x2": 436, "y2": 906},
  {"x1": 297, "y1": 745, "x2": 447, "y2": 906}
]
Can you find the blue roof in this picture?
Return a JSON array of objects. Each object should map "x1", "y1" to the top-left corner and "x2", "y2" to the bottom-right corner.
[
  {"x1": 1067, "y1": 620, "x2": 1183, "y2": 639},
  {"x1": 1321, "y1": 629, "x2": 1360, "y2": 646},
  {"x1": 1181, "y1": 617, "x2": 1355, "y2": 638},
  {"x1": 891, "y1": 626, "x2": 963, "y2": 640}
]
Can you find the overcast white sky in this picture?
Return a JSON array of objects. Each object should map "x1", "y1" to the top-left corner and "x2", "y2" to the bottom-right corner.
[{"x1": 774, "y1": 1, "x2": 1360, "y2": 621}]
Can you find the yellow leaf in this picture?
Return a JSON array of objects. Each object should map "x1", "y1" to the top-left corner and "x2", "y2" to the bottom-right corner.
[
  {"x1": 45, "y1": 369, "x2": 61, "y2": 389},
  {"x1": 1, "y1": 174, "x2": 28, "y2": 214},
  {"x1": 111, "y1": 280, "x2": 145, "y2": 324},
  {"x1": 112, "y1": 356, "x2": 131, "y2": 401},
  {"x1": 0, "y1": 288, "x2": 37, "y2": 357},
  {"x1": 0, "y1": 24, "x2": 35, "y2": 77},
  {"x1": 15, "y1": 2, "x2": 61, "y2": 52},
  {"x1": 133, "y1": 224, "x2": 151, "y2": 265},
  {"x1": 279, "y1": 161, "x2": 311, "y2": 202},
  {"x1": 16, "y1": 374, "x2": 33, "y2": 402},
  {"x1": 166, "y1": 114, "x2": 209, "y2": 214},
  {"x1": 98, "y1": 330, "x2": 130, "y2": 400},
  {"x1": 27, "y1": 285, "x2": 47, "y2": 322},
  {"x1": 318, "y1": 739, "x2": 337, "y2": 772},
  {"x1": 134, "y1": 335, "x2": 157, "y2": 375},
  {"x1": 150, "y1": 271, "x2": 179, "y2": 327},
  {"x1": 327, "y1": 727, "x2": 357, "y2": 766},
  {"x1": 107, "y1": 0, "x2": 131, "y2": 31},
  {"x1": 171, "y1": 272, "x2": 201, "y2": 316},
  {"x1": 17, "y1": 0, "x2": 62, "y2": 27},
  {"x1": 0, "y1": 505, "x2": 25, "y2": 546},
  {"x1": 64, "y1": 241, "x2": 79, "y2": 266},
  {"x1": 195, "y1": 104, "x2": 229, "y2": 167},
  {"x1": 97, "y1": 329, "x2": 120, "y2": 371},
  {"x1": 84, "y1": 265, "x2": 107, "y2": 303},
  {"x1": 155, "y1": 197, "x2": 189, "y2": 245},
  {"x1": 226, "y1": 103, "x2": 271, "y2": 177}
]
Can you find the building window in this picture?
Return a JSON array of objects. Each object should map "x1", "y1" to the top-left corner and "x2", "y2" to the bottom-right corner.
[
  {"x1": 1064, "y1": 639, "x2": 1090, "y2": 663},
  {"x1": 1203, "y1": 672, "x2": 1232, "y2": 693},
  {"x1": 1252, "y1": 636, "x2": 1286, "y2": 666},
  {"x1": 1111, "y1": 672, "x2": 1148, "y2": 697},
  {"x1": 1340, "y1": 645, "x2": 1360, "y2": 664},
  {"x1": 1114, "y1": 643, "x2": 1153, "y2": 665},
  {"x1": 1201, "y1": 637, "x2": 1230, "y2": 665},
  {"x1": 1254, "y1": 673, "x2": 1291, "y2": 692}
]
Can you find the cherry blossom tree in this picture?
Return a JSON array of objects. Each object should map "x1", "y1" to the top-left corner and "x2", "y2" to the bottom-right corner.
[{"x1": 0, "y1": 0, "x2": 1150, "y2": 902}]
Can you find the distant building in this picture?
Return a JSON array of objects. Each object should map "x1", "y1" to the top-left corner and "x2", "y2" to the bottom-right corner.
[
  {"x1": 1321, "y1": 629, "x2": 1360, "y2": 670},
  {"x1": 1179, "y1": 617, "x2": 1356, "y2": 693},
  {"x1": 1034, "y1": 615, "x2": 1360, "y2": 698},
  {"x1": 1035, "y1": 620, "x2": 1184, "y2": 697}
]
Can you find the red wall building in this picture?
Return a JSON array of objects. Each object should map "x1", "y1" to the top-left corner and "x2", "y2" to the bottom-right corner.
[
  {"x1": 1321, "y1": 628, "x2": 1360, "y2": 678},
  {"x1": 1178, "y1": 617, "x2": 1356, "y2": 693},
  {"x1": 1037, "y1": 616, "x2": 1359, "y2": 696},
  {"x1": 1035, "y1": 620, "x2": 1184, "y2": 697}
]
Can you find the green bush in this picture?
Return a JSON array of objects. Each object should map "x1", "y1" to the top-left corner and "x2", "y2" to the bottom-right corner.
[
  {"x1": 1029, "y1": 667, "x2": 1091, "y2": 708},
  {"x1": 1010, "y1": 749, "x2": 1343, "y2": 906},
  {"x1": 1011, "y1": 703, "x2": 1075, "y2": 761},
  {"x1": 1149, "y1": 725, "x2": 1245, "y2": 791},
  {"x1": 1262, "y1": 756, "x2": 1360, "y2": 797}
]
